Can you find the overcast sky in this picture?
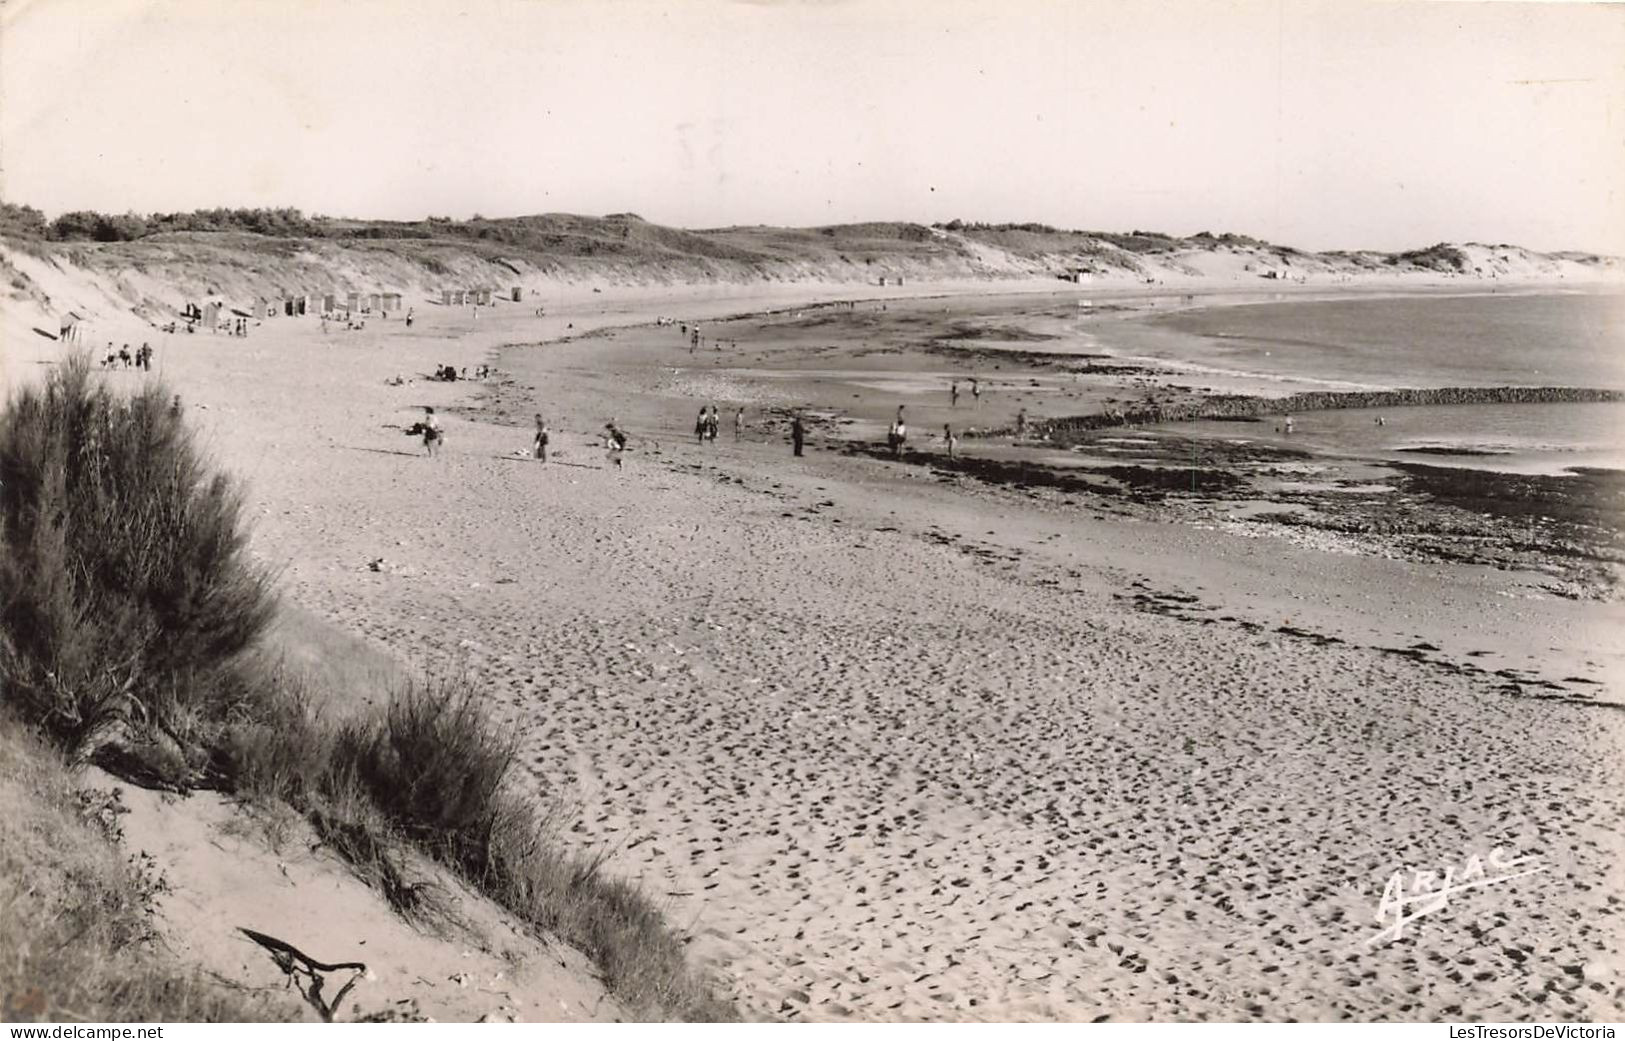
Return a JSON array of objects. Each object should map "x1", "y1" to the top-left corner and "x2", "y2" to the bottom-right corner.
[{"x1": 2, "y1": 0, "x2": 1621, "y2": 252}]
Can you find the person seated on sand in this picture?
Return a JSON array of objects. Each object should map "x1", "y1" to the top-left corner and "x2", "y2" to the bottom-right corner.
[
  {"x1": 421, "y1": 406, "x2": 443, "y2": 457},
  {"x1": 533, "y1": 414, "x2": 550, "y2": 462}
]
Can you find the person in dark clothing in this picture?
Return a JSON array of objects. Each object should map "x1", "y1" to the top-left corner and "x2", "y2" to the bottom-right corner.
[{"x1": 791, "y1": 413, "x2": 805, "y2": 457}]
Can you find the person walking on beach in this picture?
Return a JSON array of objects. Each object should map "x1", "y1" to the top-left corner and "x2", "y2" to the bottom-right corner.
[
  {"x1": 707, "y1": 405, "x2": 720, "y2": 442},
  {"x1": 971, "y1": 379, "x2": 981, "y2": 407},
  {"x1": 944, "y1": 424, "x2": 958, "y2": 459},
  {"x1": 1016, "y1": 408, "x2": 1028, "y2": 438},
  {"x1": 951, "y1": 381, "x2": 960, "y2": 408},
  {"x1": 405, "y1": 307, "x2": 415, "y2": 329},
  {"x1": 605, "y1": 422, "x2": 628, "y2": 468},
  {"x1": 695, "y1": 407, "x2": 709, "y2": 445},
  {"x1": 421, "y1": 406, "x2": 443, "y2": 457},
  {"x1": 887, "y1": 415, "x2": 907, "y2": 459},
  {"x1": 532, "y1": 414, "x2": 550, "y2": 462},
  {"x1": 791, "y1": 413, "x2": 806, "y2": 457},
  {"x1": 734, "y1": 407, "x2": 745, "y2": 441}
]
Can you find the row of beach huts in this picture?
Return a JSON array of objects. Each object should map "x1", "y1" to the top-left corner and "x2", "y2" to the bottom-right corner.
[
  {"x1": 443, "y1": 287, "x2": 525, "y2": 305},
  {"x1": 241, "y1": 291, "x2": 406, "y2": 319},
  {"x1": 221, "y1": 285, "x2": 525, "y2": 320},
  {"x1": 55, "y1": 285, "x2": 528, "y2": 343}
]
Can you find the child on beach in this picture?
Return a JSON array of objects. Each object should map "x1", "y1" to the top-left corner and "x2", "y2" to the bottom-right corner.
[
  {"x1": 421, "y1": 406, "x2": 442, "y2": 457},
  {"x1": 605, "y1": 422, "x2": 628, "y2": 468},
  {"x1": 695, "y1": 407, "x2": 709, "y2": 444},
  {"x1": 532, "y1": 414, "x2": 550, "y2": 462}
]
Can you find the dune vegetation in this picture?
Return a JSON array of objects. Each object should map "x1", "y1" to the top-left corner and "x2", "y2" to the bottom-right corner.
[{"x1": 0, "y1": 357, "x2": 733, "y2": 1022}]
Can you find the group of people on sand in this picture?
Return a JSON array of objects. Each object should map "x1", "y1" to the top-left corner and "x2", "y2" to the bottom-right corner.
[
  {"x1": 102, "y1": 342, "x2": 154, "y2": 371},
  {"x1": 430, "y1": 363, "x2": 494, "y2": 382},
  {"x1": 695, "y1": 405, "x2": 720, "y2": 443},
  {"x1": 692, "y1": 405, "x2": 750, "y2": 444},
  {"x1": 949, "y1": 379, "x2": 982, "y2": 408},
  {"x1": 887, "y1": 406, "x2": 908, "y2": 459}
]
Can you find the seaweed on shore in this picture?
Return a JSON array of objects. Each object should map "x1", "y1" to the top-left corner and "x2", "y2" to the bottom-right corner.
[
  {"x1": 839, "y1": 442, "x2": 1244, "y2": 500},
  {"x1": 1390, "y1": 462, "x2": 1625, "y2": 533}
]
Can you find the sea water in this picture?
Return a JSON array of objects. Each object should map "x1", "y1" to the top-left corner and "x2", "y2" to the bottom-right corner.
[{"x1": 1112, "y1": 291, "x2": 1625, "y2": 473}]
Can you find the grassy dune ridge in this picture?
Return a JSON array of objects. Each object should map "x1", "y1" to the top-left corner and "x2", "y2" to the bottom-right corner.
[{"x1": 4, "y1": 213, "x2": 1619, "y2": 336}]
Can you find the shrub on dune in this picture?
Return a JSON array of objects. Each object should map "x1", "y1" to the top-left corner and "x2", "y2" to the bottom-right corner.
[{"x1": 0, "y1": 356, "x2": 275, "y2": 779}]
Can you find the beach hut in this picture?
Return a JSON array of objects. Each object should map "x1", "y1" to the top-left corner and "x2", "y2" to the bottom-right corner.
[
  {"x1": 381, "y1": 292, "x2": 402, "y2": 313},
  {"x1": 346, "y1": 292, "x2": 361, "y2": 313},
  {"x1": 512, "y1": 286, "x2": 523, "y2": 302},
  {"x1": 202, "y1": 302, "x2": 221, "y2": 330},
  {"x1": 322, "y1": 293, "x2": 337, "y2": 313},
  {"x1": 58, "y1": 311, "x2": 85, "y2": 343},
  {"x1": 366, "y1": 293, "x2": 382, "y2": 312},
  {"x1": 441, "y1": 289, "x2": 453, "y2": 306}
]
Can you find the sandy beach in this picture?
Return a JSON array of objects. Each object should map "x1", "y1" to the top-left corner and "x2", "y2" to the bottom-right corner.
[{"x1": 24, "y1": 278, "x2": 1616, "y2": 1021}]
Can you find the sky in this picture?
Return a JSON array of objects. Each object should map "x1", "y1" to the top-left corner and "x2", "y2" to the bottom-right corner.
[{"x1": 1, "y1": 0, "x2": 1622, "y2": 253}]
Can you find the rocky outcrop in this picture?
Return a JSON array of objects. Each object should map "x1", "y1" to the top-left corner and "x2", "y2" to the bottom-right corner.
[{"x1": 1040, "y1": 386, "x2": 1625, "y2": 438}]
